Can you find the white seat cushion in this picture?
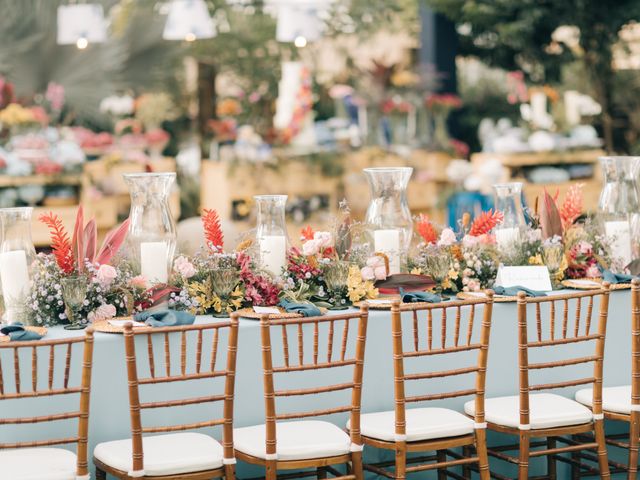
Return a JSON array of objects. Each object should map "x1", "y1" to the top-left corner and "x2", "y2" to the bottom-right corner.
[
  {"x1": 0, "y1": 447, "x2": 77, "y2": 480},
  {"x1": 464, "y1": 393, "x2": 593, "y2": 430},
  {"x1": 94, "y1": 432, "x2": 223, "y2": 476},
  {"x1": 348, "y1": 407, "x2": 474, "y2": 442},
  {"x1": 576, "y1": 385, "x2": 632, "y2": 414},
  {"x1": 234, "y1": 420, "x2": 350, "y2": 461}
]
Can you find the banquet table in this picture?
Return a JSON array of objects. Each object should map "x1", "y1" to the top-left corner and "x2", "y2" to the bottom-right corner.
[{"x1": 1, "y1": 289, "x2": 633, "y2": 479}]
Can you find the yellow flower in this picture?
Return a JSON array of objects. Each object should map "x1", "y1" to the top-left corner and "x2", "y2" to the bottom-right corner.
[
  {"x1": 528, "y1": 255, "x2": 543, "y2": 266},
  {"x1": 410, "y1": 267, "x2": 422, "y2": 275},
  {"x1": 448, "y1": 269, "x2": 459, "y2": 280},
  {"x1": 347, "y1": 265, "x2": 379, "y2": 302},
  {"x1": 0, "y1": 103, "x2": 35, "y2": 126}
]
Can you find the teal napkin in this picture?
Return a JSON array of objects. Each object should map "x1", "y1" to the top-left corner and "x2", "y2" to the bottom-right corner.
[
  {"x1": 134, "y1": 310, "x2": 196, "y2": 327},
  {"x1": 0, "y1": 323, "x2": 43, "y2": 341},
  {"x1": 494, "y1": 285, "x2": 547, "y2": 297},
  {"x1": 601, "y1": 269, "x2": 635, "y2": 284},
  {"x1": 279, "y1": 299, "x2": 322, "y2": 317},
  {"x1": 400, "y1": 289, "x2": 443, "y2": 303}
]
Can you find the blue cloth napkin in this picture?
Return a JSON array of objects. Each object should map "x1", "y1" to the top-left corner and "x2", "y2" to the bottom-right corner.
[
  {"x1": 601, "y1": 269, "x2": 635, "y2": 284},
  {"x1": 400, "y1": 289, "x2": 443, "y2": 303},
  {"x1": 134, "y1": 310, "x2": 196, "y2": 327},
  {"x1": 0, "y1": 323, "x2": 43, "y2": 341},
  {"x1": 278, "y1": 299, "x2": 322, "y2": 317},
  {"x1": 494, "y1": 285, "x2": 547, "y2": 297}
]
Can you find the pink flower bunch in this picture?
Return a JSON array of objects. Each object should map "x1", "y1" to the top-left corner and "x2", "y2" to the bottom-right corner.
[
  {"x1": 361, "y1": 256, "x2": 387, "y2": 281},
  {"x1": 462, "y1": 234, "x2": 495, "y2": 248},
  {"x1": 237, "y1": 253, "x2": 281, "y2": 306},
  {"x1": 438, "y1": 228, "x2": 457, "y2": 247},
  {"x1": 287, "y1": 247, "x2": 322, "y2": 281},
  {"x1": 174, "y1": 255, "x2": 196, "y2": 279},
  {"x1": 95, "y1": 264, "x2": 117, "y2": 287},
  {"x1": 88, "y1": 303, "x2": 117, "y2": 323},
  {"x1": 301, "y1": 231, "x2": 334, "y2": 257},
  {"x1": 566, "y1": 240, "x2": 600, "y2": 279}
]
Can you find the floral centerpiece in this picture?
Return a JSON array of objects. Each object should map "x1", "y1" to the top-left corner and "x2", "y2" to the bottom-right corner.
[
  {"x1": 169, "y1": 209, "x2": 280, "y2": 316},
  {"x1": 28, "y1": 208, "x2": 148, "y2": 326}
]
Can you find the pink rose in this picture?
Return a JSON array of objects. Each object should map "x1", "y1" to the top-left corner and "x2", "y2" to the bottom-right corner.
[
  {"x1": 363, "y1": 256, "x2": 387, "y2": 281},
  {"x1": 586, "y1": 264, "x2": 601, "y2": 278},
  {"x1": 313, "y1": 231, "x2": 333, "y2": 249},
  {"x1": 577, "y1": 241, "x2": 593, "y2": 256},
  {"x1": 174, "y1": 255, "x2": 196, "y2": 279},
  {"x1": 96, "y1": 264, "x2": 117, "y2": 287},
  {"x1": 302, "y1": 239, "x2": 320, "y2": 256},
  {"x1": 88, "y1": 304, "x2": 117, "y2": 323},
  {"x1": 130, "y1": 275, "x2": 148, "y2": 289},
  {"x1": 361, "y1": 266, "x2": 375, "y2": 281},
  {"x1": 462, "y1": 235, "x2": 479, "y2": 248},
  {"x1": 438, "y1": 228, "x2": 457, "y2": 247}
]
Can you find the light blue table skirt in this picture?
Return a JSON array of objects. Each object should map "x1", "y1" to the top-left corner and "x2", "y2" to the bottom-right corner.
[{"x1": 0, "y1": 290, "x2": 632, "y2": 478}]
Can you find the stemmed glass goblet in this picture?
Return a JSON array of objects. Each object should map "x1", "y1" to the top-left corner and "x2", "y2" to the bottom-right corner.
[{"x1": 61, "y1": 275, "x2": 88, "y2": 330}]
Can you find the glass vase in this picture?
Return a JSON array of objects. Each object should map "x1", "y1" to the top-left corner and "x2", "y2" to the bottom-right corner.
[
  {"x1": 123, "y1": 173, "x2": 177, "y2": 286},
  {"x1": 492, "y1": 183, "x2": 526, "y2": 252},
  {"x1": 598, "y1": 156, "x2": 640, "y2": 269},
  {"x1": 364, "y1": 167, "x2": 413, "y2": 274},
  {"x1": 0, "y1": 207, "x2": 36, "y2": 325},
  {"x1": 255, "y1": 195, "x2": 289, "y2": 278}
]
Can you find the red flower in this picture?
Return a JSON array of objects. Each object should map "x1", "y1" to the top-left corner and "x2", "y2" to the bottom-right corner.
[
  {"x1": 416, "y1": 214, "x2": 438, "y2": 244},
  {"x1": 469, "y1": 210, "x2": 504, "y2": 237},
  {"x1": 301, "y1": 225, "x2": 314, "y2": 241},
  {"x1": 39, "y1": 212, "x2": 74, "y2": 274},
  {"x1": 202, "y1": 209, "x2": 224, "y2": 251}
]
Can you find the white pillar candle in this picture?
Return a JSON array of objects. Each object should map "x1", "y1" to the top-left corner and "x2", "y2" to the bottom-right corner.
[
  {"x1": 140, "y1": 241, "x2": 169, "y2": 284},
  {"x1": 259, "y1": 235, "x2": 287, "y2": 277},
  {"x1": 494, "y1": 227, "x2": 520, "y2": 250},
  {"x1": 605, "y1": 221, "x2": 632, "y2": 267},
  {"x1": 530, "y1": 91, "x2": 547, "y2": 128},
  {"x1": 374, "y1": 229, "x2": 401, "y2": 274},
  {"x1": 0, "y1": 250, "x2": 29, "y2": 308},
  {"x1": 564, "y1": 90, "x2": 581, "y2": 126}
]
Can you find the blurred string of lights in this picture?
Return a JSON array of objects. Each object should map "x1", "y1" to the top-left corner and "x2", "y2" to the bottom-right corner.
[{"x1": 56, "y1": 0, "x2": 333, "y2": 50}]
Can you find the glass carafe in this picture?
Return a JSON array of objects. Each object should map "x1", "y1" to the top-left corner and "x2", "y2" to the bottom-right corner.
[
  {"x1": 123, "y1": 173, "x2": 177, "y2": 285},
  {"x1": 255, "y1": 195, "x2": 289, "y2": 278},
  {"x1": 598, "y1": 156, "x2": 640, "y2": 269},
  {"x1": 0, "y1": 207, "x2": 36, "y2": 325},
  {"x1": 364, "y1": 167, "x2": 413, "y2": 274},
  {"x1": 492, "y1": 183, "x2": 526, "y2": 252}
]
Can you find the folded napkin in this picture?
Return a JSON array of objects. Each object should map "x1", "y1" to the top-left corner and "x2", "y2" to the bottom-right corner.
[
  {"x1": 493, "y1": 285, "x2": 547, "y2": 297},
  {"x1": 601, "y1": 269, "x2": 635, "y2": 284},
  {"x1": 400, "y1": 289, "x2": 443, "y2": 303},
  {"x1": 0, "y1": 323, "x2": 43, "y2": 342},
  {"x1": 278, "y1": 299, "x2": 322, "y2": 317},
  {"x1": 134, "y1": 310, "x2": 195, "y2": 327}
]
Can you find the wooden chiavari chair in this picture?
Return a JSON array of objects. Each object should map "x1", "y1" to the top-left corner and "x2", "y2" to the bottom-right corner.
[
  {"x1": 94, "y1": 318, "x2": 239, "y2": 480},
  {"x1": 352, "y1": 296, "x2": 495, "y2": 480},
  {"x1": 464, "y1": 286, "x2": 612, "y2": 479},
  {"x1": 571, "y1": 278, "x2": 640, "y2": 478},
  {"x1": 0, "y1": 328, "x2": 95, "y2": 480},
  {"x1": 233, "y1": 307, "x2": 369, "y2": 480}
]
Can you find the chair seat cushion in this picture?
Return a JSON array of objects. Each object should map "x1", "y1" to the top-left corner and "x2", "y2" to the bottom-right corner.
[
  {"x1": 93, "y1": 432, "x2": 223, "y2": 476},
  {"x1": 464, "y1": 393, "x2": 593, "y2": 430},
  {"x1": 576, "y1": 385, "x2": 632, "y2": 415},
  {"x1": 234, "y1": 420, "x2": 351, "y2": 461},
  {"x1": 0, "y1": 447, "x2": 77, "y2": 480},
  {"x1": 348, "y1": 407, "x2": 474, "y2": 442}
]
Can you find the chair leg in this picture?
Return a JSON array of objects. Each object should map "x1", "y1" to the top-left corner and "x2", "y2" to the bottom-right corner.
[
  {"x1": 594, "y1": 419, "x2": 611, "y2": 478},
  {"x1": 475, "y1": 428, "x2": 490, "y2": 480},
  {"x1": 547, "y1": 437, "x2": 557, "y2": 480},
  {"x1": 317, "y1": 466, "x2": 327, "y2": 479},
  {"x1": 395, "y1": 443, "x2": 406, "y2": 480},
  {"x1": 629, "y1": 412, "x2": 640, "y2": 480},
  {"x1": 570, "y1": 435, "x2": 582, "y2": 480},
  {"x1": 462, "y1": 445, "x2": 472, "y2": 478},
  {"x1": 352, "y1": 451, "x2": 364, "y2": 480},
  {"x1": 266, "y1": 460, "x2": 277, "y2": 480},
  {"x1": 518, "y1": 432, "x2": 530, "y2": 480},
  {"x1": 95, "y1": 467, "x2": 106, "y2": 480},
  {"x1": 225, "y1": 463, "x2": 236, "y2": 480},
  {"x1": 437, "y1": 450, "x2": 446, "y2": 480}
]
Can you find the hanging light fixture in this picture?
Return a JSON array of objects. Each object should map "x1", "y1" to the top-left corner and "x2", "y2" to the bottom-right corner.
[
  {"x1": 163, "y1": 0, "x2": 216, "y2": 42},
  {"x1": 275, "y1": 2, "x2": 323, "y2": 47},
  {"x1": 57, "y1": 3, "x2": 107, "y2": 49}
]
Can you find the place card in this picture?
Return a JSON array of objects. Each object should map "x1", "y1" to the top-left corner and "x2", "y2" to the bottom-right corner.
[
  {"x1": 253, "y1": 306, "x2": 281, "y2": 314},
  {"x1": 568, "y1": 279, "x2": 601, "y2": 287},
  {"x1": 108, "y1": 319, "x2": 146, "y2": 328},
  {"x1": 495, "y1": 265, "x2": 553, "y2": 291},
  {"x1": 365, "y1": 299, "x2": 392, "y2": 305}
]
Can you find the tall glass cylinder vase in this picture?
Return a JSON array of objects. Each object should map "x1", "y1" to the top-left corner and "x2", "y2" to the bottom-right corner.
[
  {"x1": 598, "y1": 156, "x2": 640, "y2": 269},
  {"x1": 255, "y1": 195, "x2": 289, "y2": 278},
  {"x1": 492, "y1": 182, "x2": 526, "y2": 252},
  {"x1": 364, "y1": 167, "x2": 413, "y2": 274},
  {"x1": 0, "y1": 207, "x2": 36, "y2": 325},
  {"x1": 123, "y1": 173, "x2": 177, "y2": 286}
]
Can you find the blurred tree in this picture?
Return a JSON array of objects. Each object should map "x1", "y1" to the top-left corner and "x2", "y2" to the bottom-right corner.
[{"x1": 426, "y1": 0, "x2": 640, "y2": 152}]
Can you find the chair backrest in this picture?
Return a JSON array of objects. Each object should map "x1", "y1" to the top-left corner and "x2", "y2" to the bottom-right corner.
[
  {"x1": 390, "y1": 296, "x2": 494, "y2": 434},
  {"x1": 123, "y1": 318, "x2": 239, "y2": 474},
  {"x1": 631, "y1": 280, "x2": 640, "y2": 411},
  {"x1": 517, "y1": 285, "x2": 611, "y2": 427},
  {"x1": 0, "y1": 329, "x2": 95, "y2": 478},
  {"x1": 259, "y1": 306, "x2": 369, "y2": 456}
]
